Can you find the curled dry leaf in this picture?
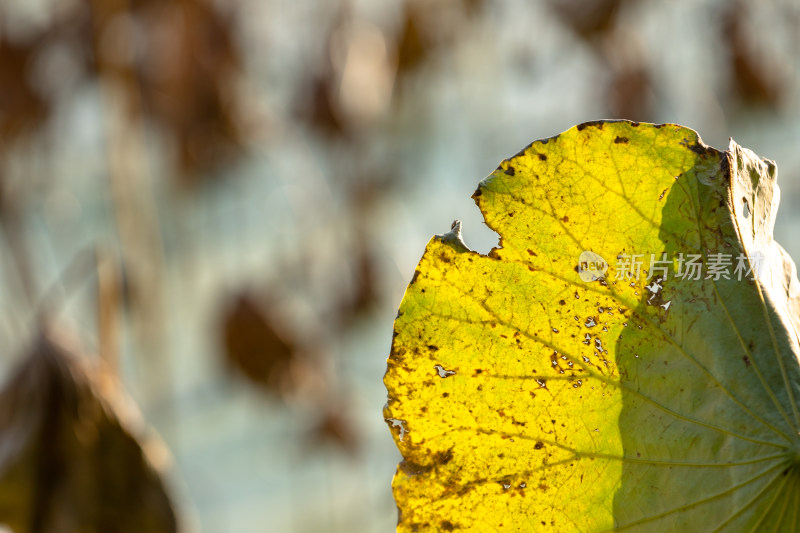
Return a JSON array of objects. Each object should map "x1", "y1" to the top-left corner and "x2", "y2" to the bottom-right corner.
[{"x1": 0, "y1": 331, "x2": 178, "y2": 533}]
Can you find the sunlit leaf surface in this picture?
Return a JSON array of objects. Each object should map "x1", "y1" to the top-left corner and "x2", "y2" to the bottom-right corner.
[{"x1": 384, "y1": 121, "x2": 800, "y2": 531}]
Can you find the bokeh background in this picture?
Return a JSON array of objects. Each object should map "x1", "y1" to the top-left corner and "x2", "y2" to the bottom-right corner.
[{"x1": 0, "y1": 0, "x2": 799, "y2": 532}]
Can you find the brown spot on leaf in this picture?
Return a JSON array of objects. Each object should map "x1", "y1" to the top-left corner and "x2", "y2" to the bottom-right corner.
[
  {"x1": 399, "y1": 459, "x2": 433, "y2": 476},
  {"x1": 577, "y1": 120, "x2": 607, "y2": 131},
  {"x1": 435, "y1": 448, "x2": 454, "y2": 466},
  {"x1": 689, "y1": 143, "x2": 713, "y2": 158}
]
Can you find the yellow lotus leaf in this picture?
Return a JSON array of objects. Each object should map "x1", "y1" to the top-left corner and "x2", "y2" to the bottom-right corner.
[{"x1": 384, "y1": 121, "x2": 800, "y2": 531}]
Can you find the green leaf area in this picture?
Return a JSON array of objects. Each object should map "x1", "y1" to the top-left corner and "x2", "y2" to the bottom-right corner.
[{"x1": 385, "y1": 121, "x2": 800, "y2": 532}]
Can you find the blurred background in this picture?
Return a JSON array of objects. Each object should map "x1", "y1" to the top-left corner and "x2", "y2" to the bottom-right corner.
[{"x1": 0, "y1": 0, "x2": 799, "y2": 532}]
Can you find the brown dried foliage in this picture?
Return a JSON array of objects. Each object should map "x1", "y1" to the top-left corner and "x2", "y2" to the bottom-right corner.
[
  {"x1": 221, "y1": 292, "x2": 297, "y2": 397},
  {"x1": 0, "y1": 332, "x2": 177, "y2": 533}
]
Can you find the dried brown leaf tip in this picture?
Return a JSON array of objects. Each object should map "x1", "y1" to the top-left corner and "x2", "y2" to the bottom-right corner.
[{"x1": 0, "y1": 331, "x2": 178, "y2": 533}]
